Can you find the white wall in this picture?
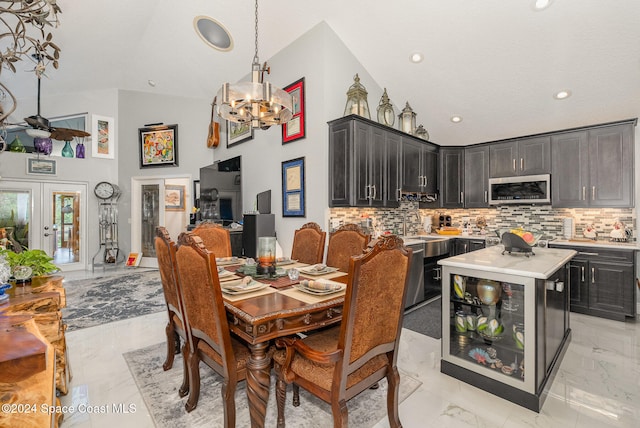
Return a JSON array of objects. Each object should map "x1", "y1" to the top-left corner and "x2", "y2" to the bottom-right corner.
[
  {"x1": 211, "y1": 21, "x2": 384, "y2": 256},
  {"x1": 116, "y1": 90, "x2": 213, "y2": 252},
  {"x1": 0, "y1": 88, "x2": 120, "y2": 266}
]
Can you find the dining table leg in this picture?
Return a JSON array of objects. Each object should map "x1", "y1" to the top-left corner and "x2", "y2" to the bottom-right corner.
[{"x1": 246, "y1": 341, "x2": 272, "y2": 428}]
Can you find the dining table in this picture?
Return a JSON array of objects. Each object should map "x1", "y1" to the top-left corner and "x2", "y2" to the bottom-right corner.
[{"x1": 216, "y1": 259, "x2": 349, "y2": 428}]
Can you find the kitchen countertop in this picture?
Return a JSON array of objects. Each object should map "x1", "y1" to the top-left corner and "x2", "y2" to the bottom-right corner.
[
  {"x1": 549, "y1": 238, "x2": 639, "y2": 251},
  {"x1": 438, "y1": 245, "x2": 576, "y2": 279}
]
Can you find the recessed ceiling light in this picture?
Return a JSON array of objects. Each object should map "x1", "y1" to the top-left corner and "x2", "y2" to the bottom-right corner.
[
  {"x1": 554, "y1": 90, "x2": 571, "y2": 100},
  {"x1": 532, "y1": 0, "x2": 553, "y2": 11},
  {"x1": 410, "y1": 52, "x2": 424, "y2": 63},
  {"x1": 194, "y1": 16, "x2": 233, "y2": 52},
  {"x1": 450, "y1": 116, "x2": 463, "y2": 123},
  {"x1": 147, "y1": 80, "x2": 156, "y2": 87}
]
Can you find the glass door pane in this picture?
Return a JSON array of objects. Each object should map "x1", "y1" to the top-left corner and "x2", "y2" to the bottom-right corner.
[
  {"x1": 0, "y1": 180, "x2": 42, "y2": 252},
  {"x1": 43, "y1": 183, "x2": 87, "y2": 271},
  {"x1": 141, "y1": 184, "x2": 160, "y2": 258}
]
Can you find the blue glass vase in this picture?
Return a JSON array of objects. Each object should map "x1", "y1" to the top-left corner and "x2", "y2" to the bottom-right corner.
[{"x1": 61, "y1": 140, "x2": 74, "y2": 158}]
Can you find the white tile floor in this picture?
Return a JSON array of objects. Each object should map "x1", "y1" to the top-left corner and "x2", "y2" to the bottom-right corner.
[{"x1": 59, "y1": 268, "x2": 640, "y2": 427}]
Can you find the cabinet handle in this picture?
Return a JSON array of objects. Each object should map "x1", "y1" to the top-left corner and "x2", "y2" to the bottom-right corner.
[
  {"x1": 581, "y1": 266, "x2": 585, "y2": 282},
  {"x1": 577, "y1": 251, "x2": 599, "y2": 256},
  {"x1": 460, "y1": 192, "x2": 464, "y2": 204},
  {"x1": 371, "y1": 185, "x2": 377, "y2": 199},
  {"x1": 397, "y1": 188, "x2": 401, "y2": 201},
  {"x1": 484, "y1": 190, "x2": 488, "y2": 203},
  {"x1": 591, "y1": 267, "x2": 595, "y2": 283},
  {"x1": 592, "y1": 186, "x2": 596, "y2": 200},
  {"x1": 520, "y1": 158, "x2": 524, "y2": 171},
  {"x1": 582, "y1": 186, "x2": 586, "y2": 200},
  {"x1": 513, "y1": 159, "x2": 516, "y2": 172},
  {"x1": 423, "y1": 176, "x2": 428, "y2": 187},
  {"x1": 365, "y1": 184, "x2": 371, "y2": 199},
  {"x1": 418, "y1": 175, "x2": 423, "y2": 187}
]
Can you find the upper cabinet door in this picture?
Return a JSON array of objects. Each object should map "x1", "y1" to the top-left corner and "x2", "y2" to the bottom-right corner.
[
  {"x1": 440, "y1": 147, "x2": 464, "y2": 208},
  {"x1": 551, "y1": 131, "x2": 590, "y2": 207},
  {"x1": 328, "y1": 120, "x2": 352, "y2": 207},
  {"x1": 401, "y1": 139, "x2": 423, "y2": 193},
  {"x1": 464, "y1": 145, "x2": 489, "y2": 207},
  {"x1": 489, "y1": 141, "x2": 518, "y2": 178},
  {"x1": 518, "y1": 136, "x2": 551, "y2": 176},
  {"x1": 489, "y1": 137, "x2": 550, "y2": 177},
  {"x1": 588, "y1": 124, "x2": 634, "y2": 207}
]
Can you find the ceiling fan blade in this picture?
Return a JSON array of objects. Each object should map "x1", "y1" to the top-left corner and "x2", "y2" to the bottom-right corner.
[{"x1": 49, "y1": 127, "x2": 91, "y2": 141}]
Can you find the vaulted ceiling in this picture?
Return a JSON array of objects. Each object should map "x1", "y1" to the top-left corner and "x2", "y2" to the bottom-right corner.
[{"x1": 4, "y1": 0, "x2": 640, "y2": 146}]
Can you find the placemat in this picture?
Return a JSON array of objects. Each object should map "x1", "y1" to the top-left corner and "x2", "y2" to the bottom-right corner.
[
  {"x1": 222, "y1": 286, "x2": 277, "y2": 302},
  {"x1": 299, "y1": 271, "x2": 348, "y2": 281},
  {"x1": 278, "y1": 287, "x2": 345, "y2": 304},
  {"x1": 219, "y1": 274, "x2": 242, "y2": 282}
]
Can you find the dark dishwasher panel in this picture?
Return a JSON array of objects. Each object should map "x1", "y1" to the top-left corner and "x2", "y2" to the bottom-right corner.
[
  {"x1": 424, "y1": 254, "x2": 449, "y2": 301},
  {"x1": 404, "y1": 244, "x2": 425, "y2": 309}
]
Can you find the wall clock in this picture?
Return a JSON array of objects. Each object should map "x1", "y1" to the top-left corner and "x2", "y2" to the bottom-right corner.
[{"x1": 94, "y1": 182, "x2": 120, "y2": 200}]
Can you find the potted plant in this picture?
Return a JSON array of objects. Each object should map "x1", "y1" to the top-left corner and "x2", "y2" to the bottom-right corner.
[{"x1": 0, "y1": 248, "x2": 60, "y2": 283}]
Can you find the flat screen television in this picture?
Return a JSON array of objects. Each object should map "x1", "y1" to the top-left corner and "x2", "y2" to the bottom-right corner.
[{"x1": 257, "y1": 190, "x2": 271, "y2": 214}]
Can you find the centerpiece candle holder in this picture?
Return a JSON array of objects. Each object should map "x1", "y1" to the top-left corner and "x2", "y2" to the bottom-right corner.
[{"x1": 257, "y1": 236, "x2": 276, "y2": 276}]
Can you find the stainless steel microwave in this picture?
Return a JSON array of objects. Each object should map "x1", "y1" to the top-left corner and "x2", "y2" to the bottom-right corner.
[{"x1": 488, "y1": 174, "x2": 551, "y2": 205}]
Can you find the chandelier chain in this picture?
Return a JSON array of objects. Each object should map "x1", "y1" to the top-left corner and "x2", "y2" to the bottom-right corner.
[{"x1": 253, "y1": 0, "x2": 259, "y2": 64}]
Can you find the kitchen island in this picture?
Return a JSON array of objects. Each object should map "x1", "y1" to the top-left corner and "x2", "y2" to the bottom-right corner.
[{"x1": 438, "y1": 245, "x2": 576, "y2": 412}]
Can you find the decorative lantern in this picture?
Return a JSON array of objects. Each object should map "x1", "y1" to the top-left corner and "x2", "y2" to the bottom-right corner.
[
  {"x1": 398, "y1": 102, "x2": 416, "y2": 135},
  {"x1": 415, "y1": 124, "x2": 430, "y2": 141},
  {"x1": 343, "y1": 74, "x2": 371, "y2": 119},
  {"x1": 257, "y1": 236, "x2": 276, "y2": 276},
  {"x1": 376, "y1": 88, "x2": 395, "y2": 127}
]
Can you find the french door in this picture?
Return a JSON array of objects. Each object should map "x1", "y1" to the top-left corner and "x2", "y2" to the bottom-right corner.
[
  {"x1": 131, "y1": 175, "x2": 191, "y2": 268},
  {"x1": 0, "y1": 179, "x2": 88, "y2": 271}
]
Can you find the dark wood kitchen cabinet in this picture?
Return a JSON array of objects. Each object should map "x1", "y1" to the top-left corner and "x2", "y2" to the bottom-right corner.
[
  {"x1": 328, "y1": 116, "x2": 384, "y2": 207},
  {"x1": 401, "y1": 138, "x2": 438, "y2": 194},
  {"x1": 489, "y1": 136, "x2": 551, "y2": 178},
  {"x1": 464, "y1": 145, "x2": 489, "y2": 207},
  {"x1": 439, "y1": 147, "x2": 464, "y2": 208},
  {"x1": 452, "y1": 238, "x2": 486, "y2": 256},
  {"x1": 329, "y1": 115, "x2": 437, "y2": 207},
  {"x1": 552, "y1": 120, "x2": 635, "y2": 208},
  {"x1": 550, "y1": 244, "x2": 636, "y2": 321}
]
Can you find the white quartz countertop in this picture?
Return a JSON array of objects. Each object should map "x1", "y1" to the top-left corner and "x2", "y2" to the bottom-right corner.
[
  {"x1": 550, "y1": 239, "x2": 639, "y2": 251},
  {"x1": 438, "y1": 245, "x2": 576, "y2": 279}
]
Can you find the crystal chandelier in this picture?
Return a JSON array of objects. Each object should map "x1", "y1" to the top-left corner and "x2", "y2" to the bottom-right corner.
[{"x1": 216, "y1": 0, "x2": 293, "y2": 129}]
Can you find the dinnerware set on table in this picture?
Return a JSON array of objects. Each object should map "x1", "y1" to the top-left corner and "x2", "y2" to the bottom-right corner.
[{"x1": 214, "y1": 256, "x2": 348, "y2": 301}]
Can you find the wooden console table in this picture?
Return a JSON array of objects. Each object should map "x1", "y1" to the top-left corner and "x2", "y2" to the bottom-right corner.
[
  {"x1": 0, "y1": 275, "x2": 70, "y2": 395},
  {"x1": 0, "y1": 314, "x2": 62, "y2": 428}
]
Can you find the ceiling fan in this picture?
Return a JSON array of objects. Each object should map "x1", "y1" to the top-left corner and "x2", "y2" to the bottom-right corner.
[{"x1": 23, "y1": 61, "x2": 90, "y2": 141}]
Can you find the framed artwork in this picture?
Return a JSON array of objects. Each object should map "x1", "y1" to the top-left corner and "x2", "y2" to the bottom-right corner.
[
  {"x1": 281, "y1": 157, "x2": 305, "y2": 217},
  {"x1": 26, "y1": 158, "x2": 56, "y2": 175},
  {"x1": 227, "y1": 121, "x2": 253, "y2": 147},
  {"x1": 91, "y1": 114, "x2": 115, "y2": 159},
  {"x1": 282, "y1": 77, "x2": 306, "y2": 143},
  {"x1": 139, "y1": 124, "x2": 178, "y2": 168},
  {"x1": 125, "y1": 252, "x2": 142, "y2": 267},
  {"x1": 165, "y1": 185, "x2": 185, "y2": 211}
]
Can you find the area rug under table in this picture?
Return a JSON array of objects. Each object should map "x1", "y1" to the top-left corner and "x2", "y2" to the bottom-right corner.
[
  {"x1": 124, "y1": 342, "x2": 422, "y2": 428},
  {"x1": 62, "y1": 270, "x2": 165, "y2": 331}
]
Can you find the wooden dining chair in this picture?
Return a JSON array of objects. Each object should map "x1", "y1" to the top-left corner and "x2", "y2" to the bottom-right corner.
[
  {"x1": 191, "y1": 221, "x2": 232, "y2": 258},
  {"x1": 273, "y1": 235, "x2": 412, "y2": 428},
  {"x1": 154, "y1": 227, "x2": 190, "y2": 397},
  {"x1": 290, "y1": 222, "x2": 326, "y2": 264},
  {"x1": 174, "y1": 231, "x2": 252, "y2": 423},
  {"x1": 325, "y1": 223, "x2": 370, "y2": 272}
]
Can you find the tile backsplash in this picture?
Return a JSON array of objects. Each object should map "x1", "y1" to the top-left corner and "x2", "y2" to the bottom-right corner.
[{"x1": 329, "y1": 203, "x2": 636, "y2": 241}]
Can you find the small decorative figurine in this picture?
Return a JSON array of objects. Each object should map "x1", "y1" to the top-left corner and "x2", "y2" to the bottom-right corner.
[
  {"x1": 583, "y1": 223, "x2": 597, "y2": 240},
  {"x1": 609, "y1": 218, "x2": 627, "y2": 241}
]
